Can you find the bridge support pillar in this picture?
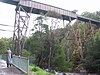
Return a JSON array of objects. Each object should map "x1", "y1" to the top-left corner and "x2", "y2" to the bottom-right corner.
[{"x1": 12, "y1": 5, "x2": 30, "y2": 55}]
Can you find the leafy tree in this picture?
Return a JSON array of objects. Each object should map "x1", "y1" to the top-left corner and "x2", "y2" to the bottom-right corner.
[
  {"x1": 81, "y1": 11, "x2": 100, "y2": 73},
  {"x1": 25, "y1": 15, "x2": 50, "y2": 68},
  {"x1": 21, "y1": 49, "x2": 30, "y2": 57},
  {"x1": 51, "y1": 41, "x2": 73, "y2": 72},
  {"x1": 83, "y1": 30, "x2": 100, "y2": 73},
  {"x1": 0, "y1": 38, "x2": 12, "y2": 54},
  {"x1": 0, "y1": 39, "x2": 6, "y2": 54},
  {"x1": 82, "y1": 11, "x2": 100, "y2": 21},
  {"x1": 25, "y1": 11, "x2": 74, "y2": 71}
]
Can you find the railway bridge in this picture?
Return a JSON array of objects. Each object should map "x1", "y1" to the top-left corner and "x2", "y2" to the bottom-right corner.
[
  {"x1": 0, "y1": 0, "x2": 100, "y2": 55},
  {"x1": 0, "y1": 0, "x2": 100, "y2": 74}
]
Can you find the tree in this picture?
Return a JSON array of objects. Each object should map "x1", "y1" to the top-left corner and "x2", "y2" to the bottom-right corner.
[
  {"x1": 0, "y1": 38, "x2": 12, "y2": 54},
  {"x1": 25, "y1": 15, "x2": 50, "y2": 68},
  {"x1": 83, "y1": 29, "x2": 100, "y2": 73},
  {"x1": 82, "y1": 11, "x2": 100, "y2": 21},
  {"x1": 51, "y1": 41, "x2": 73, "y2": 72},
  {"x1": 25, "y1": 11, "x2": 74, "y2": 71},
  {"x1": 81, "y1": 11, "x2": 100, "y2": 73}
]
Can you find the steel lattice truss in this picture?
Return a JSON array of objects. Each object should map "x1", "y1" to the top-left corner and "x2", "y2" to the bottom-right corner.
[{"x1": 13, "y1": 5, "x2": 30, "y2": 55}]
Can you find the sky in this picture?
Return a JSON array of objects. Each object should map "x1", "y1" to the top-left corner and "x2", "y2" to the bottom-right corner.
[{"x1": 0, "y1": 0, "x2": 100, "y2": 38}]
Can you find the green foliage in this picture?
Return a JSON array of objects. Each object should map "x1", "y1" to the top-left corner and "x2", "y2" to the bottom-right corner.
[
  {"x1": 0, "y1": 39, "x2": 6, "y2": 54},
  {"x1": 21, "y1": 49, "x2": 30, "y2": 57},
  {"x1": 24, "y1": 73, "x2": 28, "y2": 75},
  {"x1": 21, "y1": 49, "x2": 36, "y2": 63},
  {"x1": 71, "y1": 50, "x2": 82, "y2": 72},
  {"x1": 25, "y1": 15, "x2": 50, "y2": 67},
  {"x1": 32, "y1": 15, "x2": 48, "y2": 33},
  {"x1": 26, "y1": 15, "x2": 49, "y2": 55},
  {"x1": 0, "y1": 38, "x2": 12, "y2": 54},
  {"x1": 83, "y1": 30, "x2": 100, "y2": 73},
  {"x1": 25, "y1": 11, "x2": 100, "y2": 73},
  {"x1": 25, "y1": 32, "x2": 45, "y2": 54},
  {"x1": 82, "y1": 11, "x2": 100, "y2": 21},
  {"x1": 52, "y1": 42, "x2": 73, "y2": 71},
  {"x1": 30, "y1": 64, "x2": 54, "y2": 75}
]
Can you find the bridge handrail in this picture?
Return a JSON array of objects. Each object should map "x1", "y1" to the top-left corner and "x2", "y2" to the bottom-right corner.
[
  {"x1": 12, "y1": 55, "x2": 29, "y2": 74},
  {"x1": 0, "y1": 54, "x2": 29, "y2": 74}
]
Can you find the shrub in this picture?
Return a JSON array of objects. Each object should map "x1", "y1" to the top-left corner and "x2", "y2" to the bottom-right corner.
[
  {"x1": 30, "y1": 64, "x2": 54, "y2": 75},
  {"x1": 21, "y1": 49, "x2": 30, "y2": 57}
]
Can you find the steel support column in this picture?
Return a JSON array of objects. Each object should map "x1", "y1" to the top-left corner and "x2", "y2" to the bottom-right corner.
[{"x1": 13, "y1": 5, "x2": 30, "y2": 55}]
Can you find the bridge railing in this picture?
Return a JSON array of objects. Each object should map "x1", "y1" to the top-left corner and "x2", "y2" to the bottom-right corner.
[
  {"x1": 0, "y1": 55, "x2": 2, "y2": 59},
  {"x1": 0, "y1": 54, "x2": 29, "y2": 74},
  {"x1": 0, "y1": 54, "x2": 6, "y2": 61},
  {"x1": 12, "y1": 55, "x2": 29, "y2": 74}
]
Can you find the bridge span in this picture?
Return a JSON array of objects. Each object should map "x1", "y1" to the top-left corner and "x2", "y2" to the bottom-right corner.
[
  {"x1": 0, "y1": 0, "x2": 100, "y2": 56},
  {"x1": 0, "y1": 0, "x2": 100, "y2": 25}
]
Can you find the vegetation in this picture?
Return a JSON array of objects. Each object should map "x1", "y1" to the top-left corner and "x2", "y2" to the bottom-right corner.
[
  {"x1": 81, "y1": 11, "x2": 100, "y2": 73},
  {"x1": 29, "y1": 64, "x2": 54, "y2": 75},
  {"x1": 0, "y1": 38, "x2": 12, "y2": 54},
  {"x1": 83, "y1": 29, "x2": 100, "y2": 73},
  {"x1": 82, "y1": 11, "x2": 100, "y2": 21},
  {"x1": 0, "y1": 11, "x2": 100, "y2": 74}
]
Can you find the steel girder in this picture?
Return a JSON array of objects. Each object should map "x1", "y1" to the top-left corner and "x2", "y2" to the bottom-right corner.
[{"x1": 13, "y1": 5, "x2": 30, "y2": 55}]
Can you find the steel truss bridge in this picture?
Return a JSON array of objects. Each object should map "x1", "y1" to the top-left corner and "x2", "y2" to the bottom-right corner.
[{"x1": 0, "y1": 0, "x2": 100, "y2": 55}]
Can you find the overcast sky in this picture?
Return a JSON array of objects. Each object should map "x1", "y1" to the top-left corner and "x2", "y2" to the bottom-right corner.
[{"x1": 0, "y1": 0, "x2": 100, "y2": 38}]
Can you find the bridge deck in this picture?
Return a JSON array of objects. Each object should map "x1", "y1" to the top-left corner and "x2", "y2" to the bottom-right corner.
[
  {"x1": 0, "y1": 0, "x2": 100, "y2": 25},
  {"x1": 0, "y1": 59, "x2": 24, "y2": 75}
]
